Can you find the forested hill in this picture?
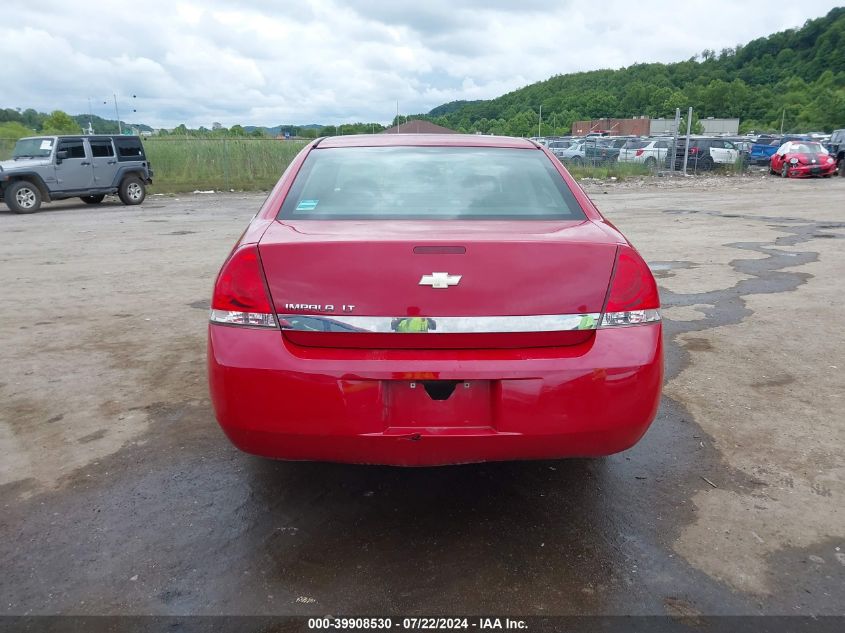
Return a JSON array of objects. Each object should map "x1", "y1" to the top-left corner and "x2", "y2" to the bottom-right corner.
[{"x1": 417, "y1": 7, "x2": 845, "y2": 136}]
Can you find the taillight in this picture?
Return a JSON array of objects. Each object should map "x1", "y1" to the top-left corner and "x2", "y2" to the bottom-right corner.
[
  {"x1": 689, "y1": 147, "x2": 699, "y2": 155},
  {"x1": 635, "y1": 149, "x2": 644, "y2": 157},
  {"x1": 600, "y1": 247, "x2": 661, "y2": 327},
  {"x1": 210, "y1": 244, "x2": 276, "y2": 328}
]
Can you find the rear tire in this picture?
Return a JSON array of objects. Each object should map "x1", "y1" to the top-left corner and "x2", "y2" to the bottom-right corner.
[
  {"x1": 4, "y1": 180, "x2": 42, "y2": 214},
  {"x1": 700, "y1": 156, "x2": 714, "y2": 171},
  {"x1": 644, "y1": 156, "x2": 657, "y2": 168},
  {"x1": 570, "y1": 156, "x2": 583, "y2": 166},
  {"x1": 781, "y1": 164, "x2": 789, "y2": 178},
  {"x1": 118, "y1": 176, "x2": 145, "y2": 205},
  {"x1": 81, "y1": 194, "x2": 106, "y2": 204}
]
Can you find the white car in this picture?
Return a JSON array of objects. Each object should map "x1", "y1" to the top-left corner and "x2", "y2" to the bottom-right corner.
[
  {"x1": 618, "y1": 139, "x2": 670, "y2": 167},
  {"x1": 555, "y1": 141, "x2": 586, "y2": 163}
]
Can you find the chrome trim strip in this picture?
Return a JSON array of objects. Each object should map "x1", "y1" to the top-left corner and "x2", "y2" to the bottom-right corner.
[{"x1": 276, "y1": 313, "x2": 602, "y2": 333}]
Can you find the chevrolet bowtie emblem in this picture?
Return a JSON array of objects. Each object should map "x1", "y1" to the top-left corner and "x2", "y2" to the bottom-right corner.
[{"x1": 419, "y1": 272, "x2": 462, "y2": 289}]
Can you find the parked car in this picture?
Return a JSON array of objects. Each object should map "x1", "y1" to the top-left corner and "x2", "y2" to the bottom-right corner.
[
  {"x1": 770, "y1": 141, "x2": 837, "y2": 178},
  {"x1": 555, "y1": 141, "x2": 586, "y2": 163},
  {"x1": 669, "y1": 137, "x2": 739, "y2": 170},
  {"x1": 583, "y1": 136, "x2": 636, "y2": 164},
  {"x1": 618, "y1": 139, "x2": 670, "y2": 167},
  {"x1": 208, "y1": 134, "x2": 663, "y2": 466},
  {"x1": 826, "y1": 129, "x2": 845, "y2": 176},
  {"x1": 0, "y1": 135, "x2": 153, "y2": 213},
  {"x1": 749, "y1": 135, "x2": 810, "y2": 166},
  {"x1": 733, "y1": 140, "x2": 753, "y2": 162},
  {"x1": 547, "y1": 139, "x2": 576, "y2": 158}
]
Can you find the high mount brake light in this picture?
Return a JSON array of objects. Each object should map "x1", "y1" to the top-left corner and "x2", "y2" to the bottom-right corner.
[
  {"x1": 210, "y1": 244, "x2": 276, "y2": 328},
  {"x1": 600, "y1": 247, "x2": 661, "y2": 328}
]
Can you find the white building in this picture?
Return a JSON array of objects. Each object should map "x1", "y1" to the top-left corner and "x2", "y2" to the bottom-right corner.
[
  {"x1": 700, "y1": 118, "x2": 740, "y2": 135},
  {"x1": 649, "y1": 117, "x2": 740, "y2": 136}
]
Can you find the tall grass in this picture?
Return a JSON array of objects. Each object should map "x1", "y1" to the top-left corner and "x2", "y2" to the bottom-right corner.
[
  {"x1": 143, "y1": 137, "x2": 306, "y2": 191},
  {"x1": 562, "y1": 161, "x2": 652, "y2": 180}
]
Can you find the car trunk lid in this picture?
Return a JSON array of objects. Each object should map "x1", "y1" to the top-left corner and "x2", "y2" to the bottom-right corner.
[{"x1": 258, "y1": 219, "x2": 619, "y2": 348}]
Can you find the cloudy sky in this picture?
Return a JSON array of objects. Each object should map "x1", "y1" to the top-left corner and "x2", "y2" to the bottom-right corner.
[{"x1": 2, "y1": 1, "x2": 839, "y2": 128}]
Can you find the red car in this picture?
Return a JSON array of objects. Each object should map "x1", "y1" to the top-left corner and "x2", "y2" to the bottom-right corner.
[
  {"x1": 208, "y1": 135, "x2": 663, "y2": 466},
  {"x1": 771, "y1": 141, "x2": 837, "y2": 178}
]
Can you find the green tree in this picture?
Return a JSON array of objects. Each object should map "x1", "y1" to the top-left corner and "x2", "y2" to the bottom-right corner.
[
  {"x1": 0, "y1": 108, "x2": 23, "y2": 123},
  {"x1": 42, "y1": 110, "x2": 80, "y2": 134},
  {"x1": 678, "y1": 112, "x2": 704, "y2": 134},
  {"x1": 20, "y1": 108, "x2": 45, "y2": 130}
]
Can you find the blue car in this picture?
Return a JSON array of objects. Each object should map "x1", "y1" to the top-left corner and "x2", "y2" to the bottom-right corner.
[{"x1": 749, "y1": 135, "x2": 811, "y2": 166}]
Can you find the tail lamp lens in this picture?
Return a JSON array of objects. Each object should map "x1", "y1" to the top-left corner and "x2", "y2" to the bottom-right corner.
[
  {"x1": 210, "y1": 244, "x2": 276, "y2": 328},
  {"x1": 601, "y1": 247, "x2": 661, "y2": 328}
]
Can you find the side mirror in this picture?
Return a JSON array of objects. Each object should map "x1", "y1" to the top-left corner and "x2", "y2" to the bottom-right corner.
[{"x1": 56, "y1": 150, "x2": 68, "y2": 164}]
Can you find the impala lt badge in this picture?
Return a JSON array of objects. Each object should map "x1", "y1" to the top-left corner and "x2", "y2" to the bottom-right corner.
[{"x1": 419, "y1": 272, "x2": 462, "y2": 289}]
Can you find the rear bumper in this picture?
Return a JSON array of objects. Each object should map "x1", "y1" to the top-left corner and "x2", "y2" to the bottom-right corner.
[{"x1": 208, "y1": 323, "x2": 663, "y2": 466}]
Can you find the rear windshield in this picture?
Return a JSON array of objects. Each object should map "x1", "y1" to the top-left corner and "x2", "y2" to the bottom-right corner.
[
  {"x1": 623, "y1": 140, "x2": 649, "y2": 149},
  {"x1": 785, "y1": 142, "x2": 827, "y2": 154},
  {"x1": 278, "y1": 146, "x2": 585, "y2": 220}
]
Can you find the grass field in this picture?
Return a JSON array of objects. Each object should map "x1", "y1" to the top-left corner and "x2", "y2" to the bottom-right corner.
[
  {"x1": 564, "y1": 161, "x2": 653, "y2": 180},
  {"x1": 143, "y1": 137, "x2": 306, "y2": 191}
]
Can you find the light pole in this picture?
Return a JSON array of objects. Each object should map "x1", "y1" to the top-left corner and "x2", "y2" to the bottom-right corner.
[
  {"x1": 104, "y1": 94, "x2": 138, "y2": 134},
  {"x1": 106, "y1": 94, "x2": 122, "y2": 134},
  {"x1": 538, "y1": 105, "x2": 542, "y2": 138}
]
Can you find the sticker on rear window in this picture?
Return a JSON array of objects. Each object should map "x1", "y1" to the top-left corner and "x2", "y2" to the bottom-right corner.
[{"x1": 296, "y1": 199, "x2": 319, "y2": 211}]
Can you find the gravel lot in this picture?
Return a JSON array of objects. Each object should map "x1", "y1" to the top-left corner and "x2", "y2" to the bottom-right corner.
[{"x1": 1, "y1": 175, "x2": 843, "y2": 617}]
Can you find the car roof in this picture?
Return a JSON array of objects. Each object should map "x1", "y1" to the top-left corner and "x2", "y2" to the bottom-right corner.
[{"x1": 317, "y1": 134, "x2": 537, "y2": 149}]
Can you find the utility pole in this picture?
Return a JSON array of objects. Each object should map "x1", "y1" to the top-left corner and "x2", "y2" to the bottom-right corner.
[
  {"x1": 682, "y1": 107, "x2": 693, "y2": 175},
  {"x1": 780, "y1": 108, "x2": 786, "y2": 134},
  {"x1": 113, "y1": 94, "x2": 122, "y2": 134},
  {"x1": 670, "y1": 108, "x2": 681, "y2": 172},
  {"x1": 396, "y1": 101, "x2": 399, "y2": 133},
  {"x1": 538, "y1": 105, "x2": 542, "y2": 138}
]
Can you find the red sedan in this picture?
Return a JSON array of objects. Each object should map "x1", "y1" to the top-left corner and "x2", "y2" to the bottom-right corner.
[
  {"x1": 208, "y1": 134, "x2": 663, "y2": 466},
  {"x1": 771, "y1": 141, "x2": 837, "y2": 178}
]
